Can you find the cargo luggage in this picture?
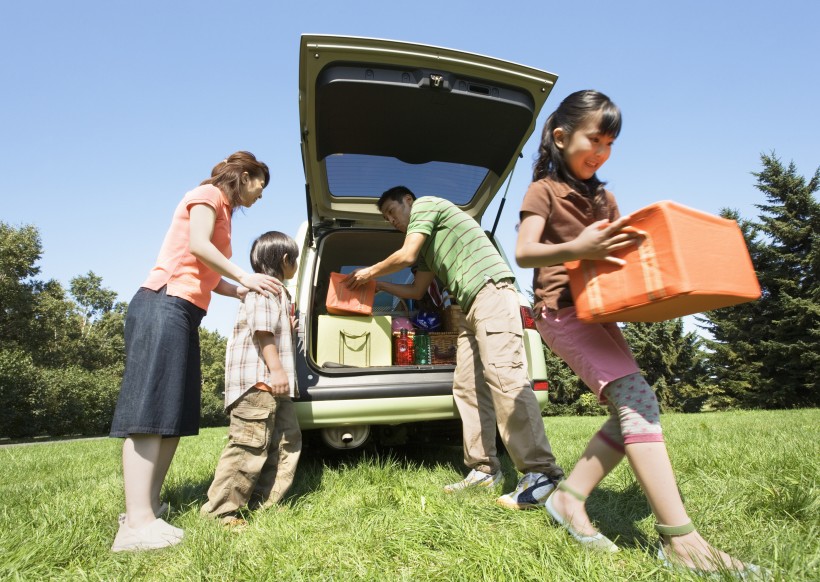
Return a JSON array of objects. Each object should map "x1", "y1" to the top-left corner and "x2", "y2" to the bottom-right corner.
[
  {"x1": 317, "y1": 315, "x2": 392, "y2": 367},
  {"x1": 326, "y1": 272, "x2": 376, "y2": 316},
  {"x1": 565, "y1": 200, "x2": 761, "y2": 323}
]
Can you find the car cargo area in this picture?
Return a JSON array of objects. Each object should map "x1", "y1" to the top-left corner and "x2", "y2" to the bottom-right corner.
[{"x1": 307, "y1": 228, "x2": 459, "y2": 372}]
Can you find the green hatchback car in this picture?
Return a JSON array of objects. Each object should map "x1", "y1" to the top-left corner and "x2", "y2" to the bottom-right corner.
[{"x1": 288, "y1": 34, "x2": 558, "y2": 450}]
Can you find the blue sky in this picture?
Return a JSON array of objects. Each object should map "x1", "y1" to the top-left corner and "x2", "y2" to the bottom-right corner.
[{"x1": 2, "y1": 0, "x2": 817, "y2": 337}]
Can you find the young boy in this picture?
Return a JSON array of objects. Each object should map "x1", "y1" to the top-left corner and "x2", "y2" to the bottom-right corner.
[{"x1": 201, "y1": 231, "x2": 301, "y2": 526}]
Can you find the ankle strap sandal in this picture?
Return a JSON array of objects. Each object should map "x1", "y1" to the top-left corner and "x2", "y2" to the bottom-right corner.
[
  {"x1": 545, "y1": 481, "x2": 618, "y2": 553},
  {"x1": 654, "y1": 521, "x2": 696, "y2": 537},
  {"x1": 555, "y1": 480, "x2": 589, "y2": 502},
  {"x1": 655, "y1": 522, "x2": 768, "y2": 578}
]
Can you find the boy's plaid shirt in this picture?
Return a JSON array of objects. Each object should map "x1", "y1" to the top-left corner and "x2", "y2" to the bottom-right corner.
[{"x1": 223, "y1": 289, "x2": 297, "y2": 408}]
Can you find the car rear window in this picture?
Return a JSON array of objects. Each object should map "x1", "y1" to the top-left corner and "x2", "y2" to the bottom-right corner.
[{"x1": 325, "y1": 154, "x2": 487, "y2": 206}]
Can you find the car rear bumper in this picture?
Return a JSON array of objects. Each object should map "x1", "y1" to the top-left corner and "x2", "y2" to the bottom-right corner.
[{"x1": 294, "y1": 391, "x2": 549, "y2": 430}]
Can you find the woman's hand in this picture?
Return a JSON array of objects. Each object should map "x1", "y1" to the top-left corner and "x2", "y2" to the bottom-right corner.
[
  {"x1": 239, "y1": 272, "x2": 281, "y2": 296},
  {"x1": 571, "y1": 216, "x2": 639, "y2": 265}
]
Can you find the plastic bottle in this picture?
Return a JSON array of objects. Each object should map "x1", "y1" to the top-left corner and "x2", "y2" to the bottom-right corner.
[{"x1": 414, "y1": 329, "x2": 430, "y2": 365}]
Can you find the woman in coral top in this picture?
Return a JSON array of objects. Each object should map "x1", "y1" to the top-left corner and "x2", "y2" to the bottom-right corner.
[{"x1": 109, "y1": 151, "x2": 280, "y2": 552}]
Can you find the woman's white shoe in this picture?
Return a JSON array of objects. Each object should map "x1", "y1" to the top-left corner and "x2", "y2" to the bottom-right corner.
[{"x1": 111, "y1": 517, "x2": 183, "y2": 552}]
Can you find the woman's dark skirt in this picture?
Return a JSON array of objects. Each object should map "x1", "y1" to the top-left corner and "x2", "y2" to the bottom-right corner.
[{"x1": 110, "y1": 287, "x2": 206, "y2": 438}]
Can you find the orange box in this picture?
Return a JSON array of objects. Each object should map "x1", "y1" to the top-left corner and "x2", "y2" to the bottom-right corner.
[
  {"x1": 565, "y1": 201, "x2": 761, "y2": 323},
  {"x1": 326, "y1": 272, "x2": 376, "y2": 316}
]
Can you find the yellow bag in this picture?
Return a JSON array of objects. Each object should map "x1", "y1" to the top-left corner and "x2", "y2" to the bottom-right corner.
[{"x1": 316, "y1": 315, "x2": 392, "y2": 367}]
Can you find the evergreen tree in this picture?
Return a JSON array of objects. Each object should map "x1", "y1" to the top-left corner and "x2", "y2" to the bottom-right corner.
[
  {"x1": 701, "y1": 154, "x2": 819, "y2": 408},
  {"x1": 622, "y1": 319, "x2": 712, "y2": 411},
  {"x1": 540, "y1": 345, "x2": 588, "y2": 415}
]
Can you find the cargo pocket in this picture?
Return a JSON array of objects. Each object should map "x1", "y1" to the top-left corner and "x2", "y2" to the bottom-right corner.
[
  {"x1": 484, "y1": 320, "x2": 526, "y2": 393},
  {"x1": 488, "y1": 360, "x2": 527, "y2": 393},
  {"x1": 229, "y1": 406, "x2": 270, "y2": 449}
]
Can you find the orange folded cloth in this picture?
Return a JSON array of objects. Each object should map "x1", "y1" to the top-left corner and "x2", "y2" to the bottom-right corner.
[{"x1": 326, "y1": 272, "x2": 376, "y2": 316}]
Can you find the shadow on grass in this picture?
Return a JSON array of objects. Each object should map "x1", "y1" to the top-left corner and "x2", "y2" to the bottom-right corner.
[
  {"x1": 164, "y1": 437, "x2": 653, "y2": 550},
  {"x1": 161, "y1": 434, "x2": 659, "y2": 555},
  {"x1": 589, "y1": 480, "x2": 654, "y2": 549},
  {"x1": 284, "y1": 441, "x2": 467, "y2": 501},
  {"x1": 165, "y1": 440, "x2": 468, "y2": 517},
  {"x1": 165, "y1": 479, "x2": 212, "y2": 515}
]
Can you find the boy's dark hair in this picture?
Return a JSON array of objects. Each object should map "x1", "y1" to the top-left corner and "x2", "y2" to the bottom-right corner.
[
  {"x1": 377, "y1": 185, "x2": 416, "y2": 211},
  {"x1": 249, "y1": 231, "x2": 299, "y2": 280},
  {"x1": 533, "y1": 90, "x2": 621, "y2": 195}
]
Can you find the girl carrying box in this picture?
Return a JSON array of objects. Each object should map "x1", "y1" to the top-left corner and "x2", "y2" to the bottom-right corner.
[{"x1": 515, "y1": 90, "x2": 763, "y2": 577}]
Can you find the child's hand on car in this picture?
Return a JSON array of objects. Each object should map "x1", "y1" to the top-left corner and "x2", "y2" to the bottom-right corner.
[{"x1": 268, "y1": 369, "x2": 290, "y2": 395}]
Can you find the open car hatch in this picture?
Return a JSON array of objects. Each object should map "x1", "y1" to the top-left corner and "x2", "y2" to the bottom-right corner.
[{"x1": 299, "y1": 34, "x2": 558, "y2": 231}]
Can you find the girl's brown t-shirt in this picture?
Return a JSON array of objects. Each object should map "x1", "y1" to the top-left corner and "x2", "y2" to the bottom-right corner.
[{"x1": 519, "y1": 178, "x2": 620, "y2": 312}]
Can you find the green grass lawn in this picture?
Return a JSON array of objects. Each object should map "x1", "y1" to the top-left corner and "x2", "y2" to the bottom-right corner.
[{"x1": 1, "y1": 409, "x2": 818, "y2": 581}]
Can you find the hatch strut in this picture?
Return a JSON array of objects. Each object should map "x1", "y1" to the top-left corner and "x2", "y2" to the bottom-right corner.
[
  {"x1": 304, "y1": 183, "x2": 314, "y2": 247},
  {"x1": 490, "y1": 152, "x2": 524, "y2": 239}
]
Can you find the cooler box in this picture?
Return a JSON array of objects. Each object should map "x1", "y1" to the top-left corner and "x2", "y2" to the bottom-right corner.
[
  {"x1": 565, "y1": 200, "x2": 761, "y2": 323},
  {"x1": 317, "y1": 315, "x2": 392, "y2": 367}
]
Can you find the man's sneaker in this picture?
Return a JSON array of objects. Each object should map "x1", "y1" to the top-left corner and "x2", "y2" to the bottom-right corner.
[
  {"x1": 496, "y1": 472, "x2": 556, "y2": 510},
  {"x1": 443, "y1": 469, "x2": 503, "y2": 493}
]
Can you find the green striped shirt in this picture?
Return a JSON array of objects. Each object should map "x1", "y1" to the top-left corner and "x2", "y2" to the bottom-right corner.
[{"x1": 407, "y1": 197, "x2": 514, "y2": 313}]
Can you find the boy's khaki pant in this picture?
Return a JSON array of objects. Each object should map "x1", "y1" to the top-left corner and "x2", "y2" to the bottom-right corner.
[
  {"x1": 452, "y1": 280, "x2": 563, "y2": 479},
  {"x1": 201, "y1": 389, "x2": 302, "y2": 519}
]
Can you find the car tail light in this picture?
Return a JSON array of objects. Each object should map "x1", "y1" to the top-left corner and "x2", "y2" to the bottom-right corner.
[
  {"x1": 533, "y1": 381, "x2": 549, "y2": 391},
  {"x1": 520, "y1": 306, "x2": 536, "y2": 330}
]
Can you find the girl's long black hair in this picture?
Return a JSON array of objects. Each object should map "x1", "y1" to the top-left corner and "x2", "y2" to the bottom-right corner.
[{"x1": 533, "y1": 90, "x2": 622, "y2": 200}]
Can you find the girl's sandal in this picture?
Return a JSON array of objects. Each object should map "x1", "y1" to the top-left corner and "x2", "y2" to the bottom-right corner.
[
  {"x1": 656, "y1": 522, "x2": 769, "y2": 580},
  {"x1": 544, "y1": 481, "x2": 619, "y2": 553}
]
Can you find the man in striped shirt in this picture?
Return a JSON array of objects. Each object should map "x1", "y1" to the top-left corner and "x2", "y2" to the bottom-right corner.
[{"x1": 346, "y1": 186, "x2": 564, "y2": 510}]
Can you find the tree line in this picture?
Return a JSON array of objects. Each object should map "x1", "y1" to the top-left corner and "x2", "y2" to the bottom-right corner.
[
  {"x1": 0, "y1": 231, "x2": 229, "y2": 439},
  {"x1": 1, "y1": 154, "x2": 817, "y2": 438}
]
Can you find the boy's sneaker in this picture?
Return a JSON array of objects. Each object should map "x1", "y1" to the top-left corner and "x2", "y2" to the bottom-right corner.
[
  {"x1": 496, "y1": 472, "x2": 556, "y2": 510},
  {"x1": 443, "y1": 469, "x2": 502, "y2": 493}
]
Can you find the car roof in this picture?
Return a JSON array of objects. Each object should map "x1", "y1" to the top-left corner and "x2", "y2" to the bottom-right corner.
[{"x1": 298, "y1": 34, "x2": 558, "y2": 228}]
